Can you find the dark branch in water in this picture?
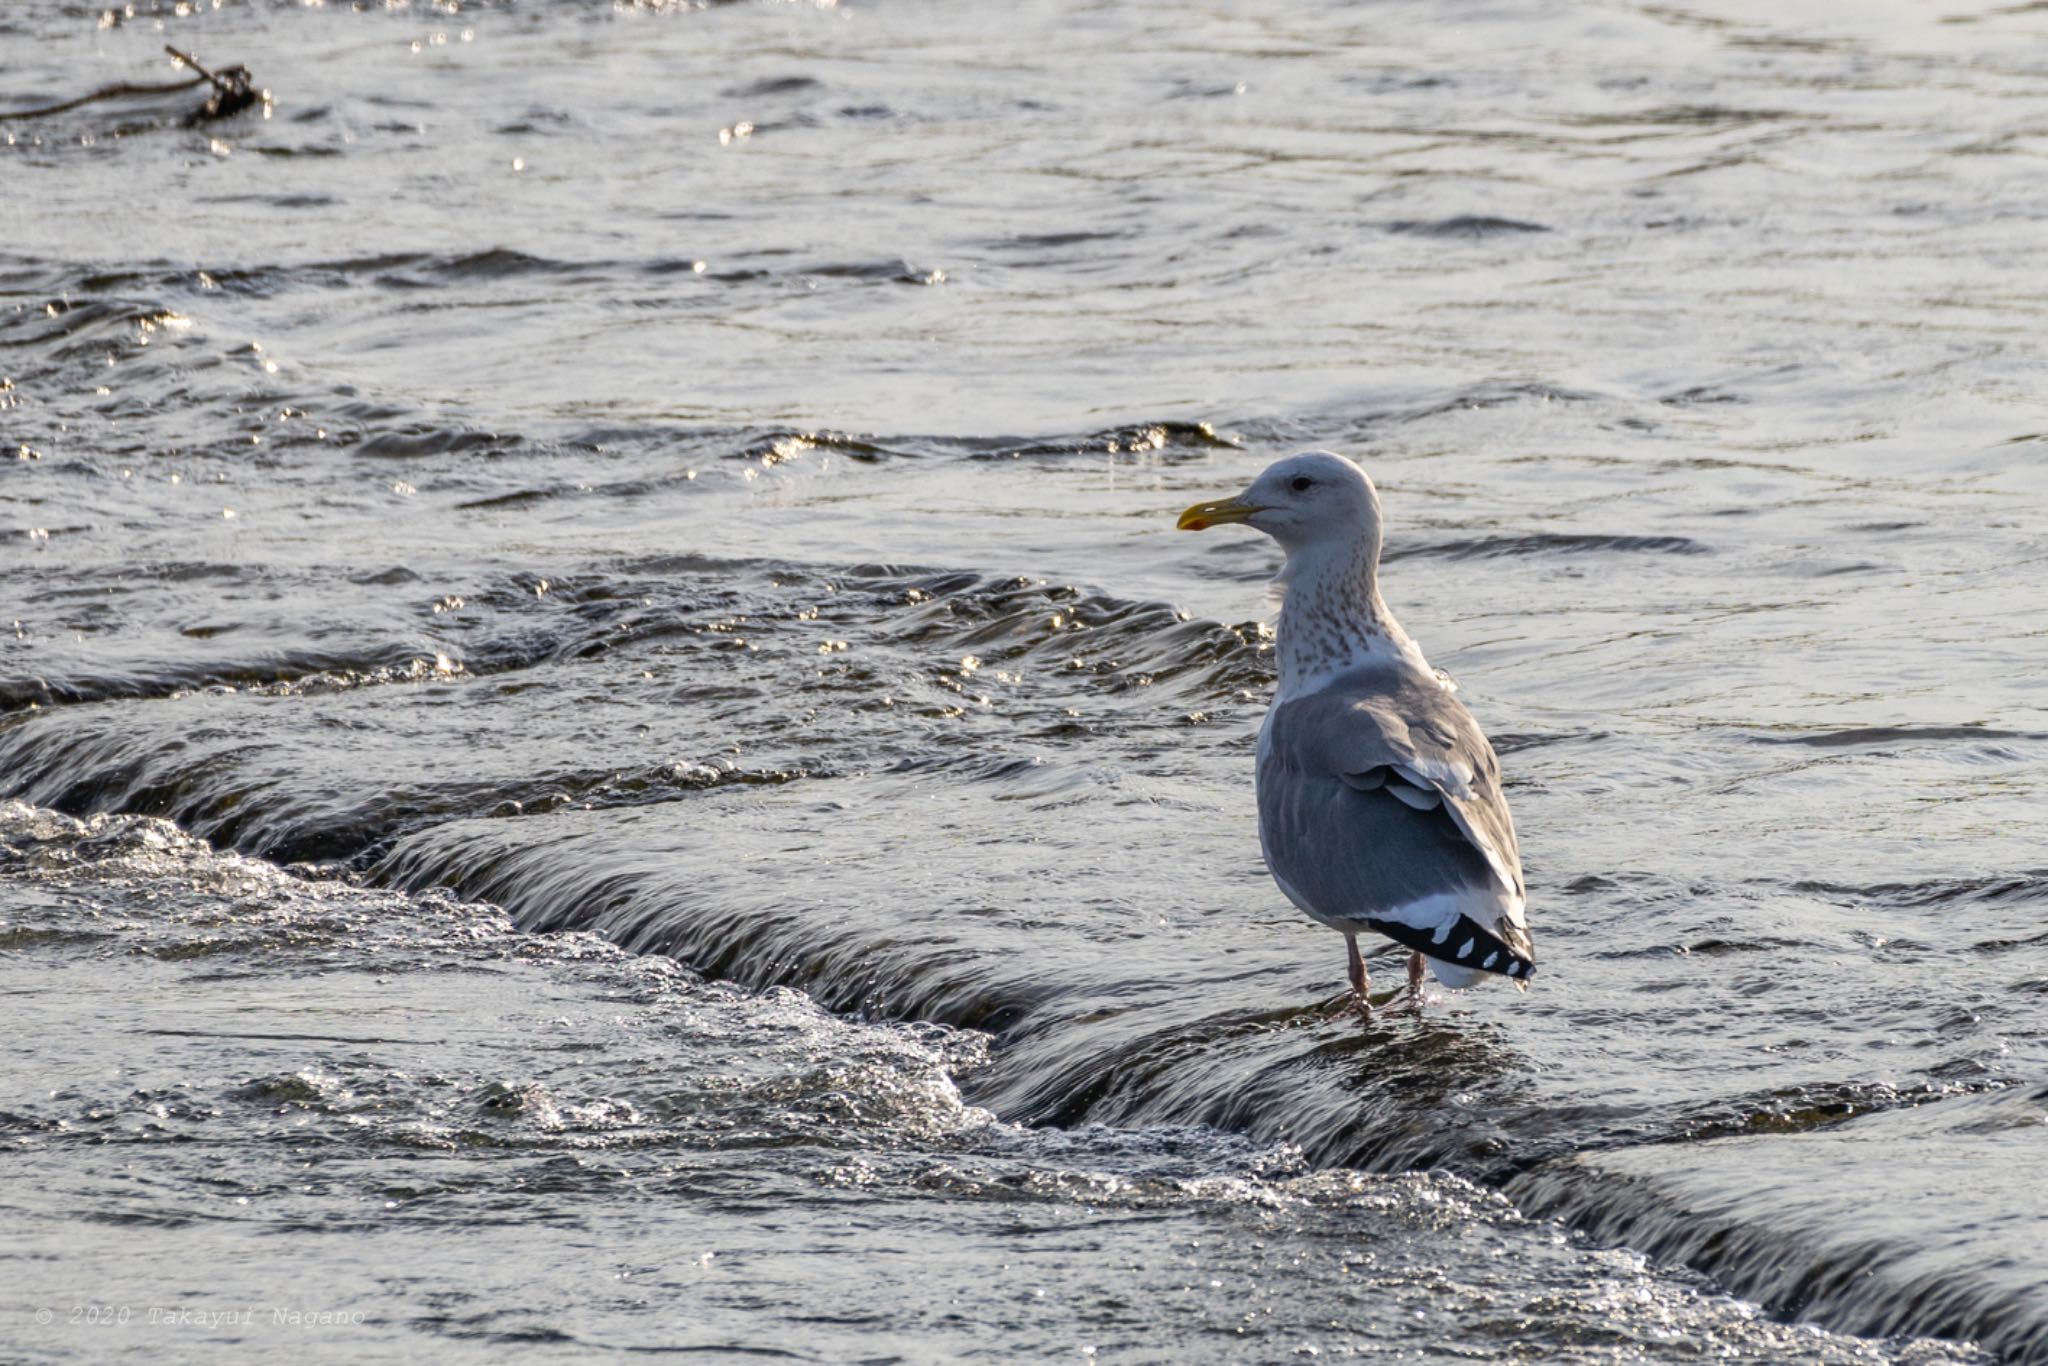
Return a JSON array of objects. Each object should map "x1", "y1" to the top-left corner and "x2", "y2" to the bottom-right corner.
[
  {"x1": 164, "y1": 45, "x2": 258, "y2": 125},
  {"x1": 0, "y1": 46, "x2": 256, "y2": 125},
  {"x1": 0, "y1": 75, "x2": 205, "y2": 122}
]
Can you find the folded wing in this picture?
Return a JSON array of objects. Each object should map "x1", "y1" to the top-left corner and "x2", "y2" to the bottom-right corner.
[{"x1": 1256, "y1": 665, "x2": 1535, "y2": 978}]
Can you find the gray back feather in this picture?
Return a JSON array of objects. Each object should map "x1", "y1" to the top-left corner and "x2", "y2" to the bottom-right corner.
[{"x1": 1256, "y1": 663, "x2": 1526, "y2": 921}]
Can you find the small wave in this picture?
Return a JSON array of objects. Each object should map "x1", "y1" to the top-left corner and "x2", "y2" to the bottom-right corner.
[
  {"x1": 796, "y1": 257, "x2": 939, "y2": 283},
  {"x1": 979, "y1": 228, "x2": 1134, "y2": 253},
  {"x1": 961, "y1": 421, "x2": 1242, "y2": 462},
  {"x1": 198, "y1": 192, "x2": 340, "y2": 210},
  {"x1": 724, "y1": 75, "x2": 822, "y2": 97},
  {"x1": 378, "y1": 247, "x2": 580, "y2": 286},
  {"x1": 0, "y1": 295, "x2": 188, "y2": 356},
  {"x1": 732, "y1": 430, "x2": 908, "y2": 466},
  {"x1": 1384, "y1": 532, "x2": 1709, "y2": 561},
  {"x1": 1490, "y1": 729, "x2": 1607, "y2": 754},
  {"x1": 1378, "y1": 379, "x2": 1603, "y2": 428},
  {"x1": 0, "y1": 652, "x2": 466, "y2": 714},
  {"x1": 1509, "y1": 1086, "x2": 2048, "y2": 1363},
  {"x1": 1784, "y1": 870, "x2": 2048, "y2": 911},
  {"x1": 1565, "y1": 104, "x2": 1803, "y2": 129},
  {"x1": 1661, "y1": 384, "x2": 1745, "y2": 405},
  {"x1": 345, "y1": 423, "x2": 524, "y2": 459},
  {"x1": 1747, "y1": 724, "x2": 2045, "y2": 749},
  {"x1": 1386, "y1": 216, "x2": 1551, "y2": 238}
]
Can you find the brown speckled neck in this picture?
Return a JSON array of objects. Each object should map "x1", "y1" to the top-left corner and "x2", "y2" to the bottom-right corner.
[{"x1": 1273, "y1": 536, "x2": 1425, "y2": 698}]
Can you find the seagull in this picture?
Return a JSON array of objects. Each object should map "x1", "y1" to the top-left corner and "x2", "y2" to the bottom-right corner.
[{"x1": 1177, "y1": 450, "x2": 1536, "y2": 1006}]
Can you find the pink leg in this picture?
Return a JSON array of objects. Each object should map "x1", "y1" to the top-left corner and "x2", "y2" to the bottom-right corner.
[
  {"x1": 1346, "y1": 934, "x2": 1370, "y2": 1009},
  {"x1": 1408, "y1": 951, "x2": 1426, "y2": 1004}
]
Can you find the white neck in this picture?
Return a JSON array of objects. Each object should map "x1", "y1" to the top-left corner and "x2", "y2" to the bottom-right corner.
[{"x1": 1272, "y1": 537, "x2": 1428, "y2": 699}]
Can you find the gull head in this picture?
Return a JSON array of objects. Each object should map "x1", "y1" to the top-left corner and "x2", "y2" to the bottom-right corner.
[{"x1": 1176, "y1": 450, "x2": 1382, "y2": 557}]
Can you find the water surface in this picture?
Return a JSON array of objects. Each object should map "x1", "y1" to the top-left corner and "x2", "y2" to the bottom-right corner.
[{"x1": 5, "y1": 0, "x2": 2047, "y2": 1360}]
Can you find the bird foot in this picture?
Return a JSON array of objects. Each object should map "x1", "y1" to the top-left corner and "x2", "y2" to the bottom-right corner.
[{"x1": 1345, "y1": 934, "x2": 1369, "y2": 1001}]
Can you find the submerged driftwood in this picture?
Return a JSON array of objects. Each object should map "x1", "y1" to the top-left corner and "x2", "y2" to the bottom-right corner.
[{"x1": 0, "y1": 45, "x2": 256, "y2": 126}]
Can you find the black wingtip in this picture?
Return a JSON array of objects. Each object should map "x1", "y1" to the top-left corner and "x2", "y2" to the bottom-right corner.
[{"x1": 1366, "y1": 911, "x2": 1536, "y2": 981}]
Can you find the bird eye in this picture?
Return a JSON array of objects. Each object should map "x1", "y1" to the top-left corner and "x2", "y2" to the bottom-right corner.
[{"x1": 1290, "y1": 476, "x2": 1314, "y2": 492}]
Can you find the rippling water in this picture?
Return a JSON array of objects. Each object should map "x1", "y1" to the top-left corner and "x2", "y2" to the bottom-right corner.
[{"x1": 5, "y1": 0, "x2": 2046, "y2": 1360}]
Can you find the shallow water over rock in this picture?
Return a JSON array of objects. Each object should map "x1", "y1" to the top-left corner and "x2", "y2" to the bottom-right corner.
[{"x1": 6, "y1": 0, "x2": 2047, "y2": 1359}]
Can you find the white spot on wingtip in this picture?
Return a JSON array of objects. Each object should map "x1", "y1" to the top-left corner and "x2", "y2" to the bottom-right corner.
[
  {"x1": 1457, "y1": 938, "x2": 1475, "y2": 958},
  {"x1": 1483, "y1": 951, "x2": 1498, "y2": 969}
]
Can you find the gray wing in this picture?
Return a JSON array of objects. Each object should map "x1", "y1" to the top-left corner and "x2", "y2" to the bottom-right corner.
[{"x1": 1256, "y1": 665, "x2": 1534, "y2": 971}]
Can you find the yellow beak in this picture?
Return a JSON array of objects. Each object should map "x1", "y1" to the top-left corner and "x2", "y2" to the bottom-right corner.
[{"x1": 1176, "y1": 495, "x2": 1260, "y2": 531}]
